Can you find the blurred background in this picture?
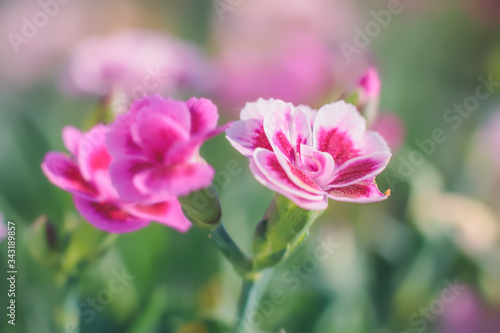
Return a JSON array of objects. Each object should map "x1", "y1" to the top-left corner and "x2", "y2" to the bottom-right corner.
[{"x1": 1, "y1": 0, "x2": 500, "y2": 332}]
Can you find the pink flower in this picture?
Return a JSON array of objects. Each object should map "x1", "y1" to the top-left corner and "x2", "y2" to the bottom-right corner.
[
  {"x1": 372, "y1": 113, "x2": 406, "y2": 153},
  {"x1": 41, "y1": 124, "x2": 191, "y2": 233},
  {"x1": 63, "y1": 30, "x2": 207, "y2": 100},
  {"x1": 106, "y1": 95, "x2": 226, "y2": 202},
  {"x1": 209, "y1": 0, "x2": 372, "y2": 112},
  {"x1": 226, "y1": 99, "x2": 391, "y2": 210},
  {"x1": 440, "y1": 289, "x2": 500, "y2": 333},
  {"x1": 357, "y1": 67, "x2": 381, "y2": 105}
]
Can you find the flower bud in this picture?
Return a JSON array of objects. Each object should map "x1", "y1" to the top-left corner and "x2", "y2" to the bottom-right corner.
[{"x1": 178, "y1": 185, "x2": 222, "y2": 230}]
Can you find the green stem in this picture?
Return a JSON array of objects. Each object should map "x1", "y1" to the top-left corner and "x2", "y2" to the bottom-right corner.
[
  {"x1": 234, "y1": 279, "x2": 256, "y2": 333},
  {"x1": 233, "y1": 270, "x2": 273, "y2": 333},
  {"x1": 53, "y1": 275, "x2": 80, "y2": 333},
  {"x1": 209, "y1": 223, "x2": 253, "y2": 275}
]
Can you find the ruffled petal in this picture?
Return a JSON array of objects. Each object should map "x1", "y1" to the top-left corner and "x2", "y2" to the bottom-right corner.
[
  {"x1": 74, "y1": 197, "x2": 150, "y2": 233},
  {"x1": 62, "y1": 126, "x2": 83, "y2": 156},
  {"x1": 186, "y1": 97, "x2": 219, "y2": 135},
  {"x1": 251, "y1": 148, "x2": 324, "y2": 201},
  {"x1": 226, "y1": 119, "x2": 272, "y2": 157},
  {"x1": 327, "y1": 152, "x2": 391, "y2": 188},
  {"x1": 132, "y1": 162, "x2": 215, "y2": 198},
  {"x1": 78, "y1": 125, "x2": 112, "y2": 181},
  {"x1": 131, "y1": 112, "x2": 189, "y2": 163},
  {"x1": 327, "y1": 178, "x2": 388, "y2": 203},
  {"x1": 250, "y1": 152, "x2": 327, "y2": 210},
  {"x1": 133, "y1": 95, "x2": 191, "y2": 133},
  {"x1": 240, "y1": 98, "x2": 276, "y2": 121},
  {"x1": 105, "y1": 112, "x2": 142, "y2": 158},
  {"x1": 313, "y1": 101, "x2": 366, "y2": 165},
  {"x1": 299, "y1": 144, "x2": 335, "y2": 186},
  {"x1": 42, "y1": 152, "x2": 98, "y2": 199},
  {"x1": 126, "y1": 199, "x2": 191, "y2": 233},
  {"x1": 166, "y1": 124, "x2": 229, "y2": 164},
  {"x1": 108, "y1": 157, "x2": 154, "y2": 201},
  {"x1": 263, "y1": 100, "x2": 305, "y2": 163}
]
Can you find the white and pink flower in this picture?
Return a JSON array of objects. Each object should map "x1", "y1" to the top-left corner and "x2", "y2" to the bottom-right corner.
[{"x1": 226, "y1": 99, "x2": 392, "y2": 210}]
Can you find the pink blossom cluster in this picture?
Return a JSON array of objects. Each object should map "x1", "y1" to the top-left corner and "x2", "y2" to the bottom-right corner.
[{"x1": 42, "y1": 95, "x2": 225, "y2": 233}]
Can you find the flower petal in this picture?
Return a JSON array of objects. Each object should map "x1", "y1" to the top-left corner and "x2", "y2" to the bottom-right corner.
[
  {"x1": 360, "y1": 130, "x2": 391, "y2": 155},
  {"x1": 226, "y1": 119, "x2": 272, "y2": 157},
  {"x1": 327, "y1": 178, "x2": 388, "y2": 203},
  {"x1": 133, "y1": 162, "x2": 215, "y2": 198},
  {"x1": 108, "y1": 157, "x2": 154, "y2": 201},
  {"x1": 240, "y1": 98, "x2": 276, "y2": 121},
  {"x1": 313, "y1": 101, "x2": 366, "y2": 165},
  {"x1": 186, "y1": 97, "x2": 219, "y2": 135},
  {"x1": 263, "y1": 100, "x2": 306, "y2": 163},
  {"x1": 299, "y1": 144, "x2": 335, "y2": 186},
  {"x1": 74, "y1": 197, "x2": 150, "y2": 233},
  {"x1": 264, "y1": 108, "x2": 314, "y2": 165},
  {"x1": 327, "y1": 152, "x2": 391, "y2": 187},
  {"x1": 78, "y1": 125, "x2": 112, "y2": 181},
  {"x1": 62, "y1": 126, "x2": 83, "y2": 156},
  {"x1": 132, "y1": 95, "x2": 191, "y2": 133},
  {"x1": 131, "y1": 112, "x2": 189, "y2": 163},
  {"x1": 251, "y1": 148, "x2": 325, "y2": 201},
  {"x1": 226, "y1": 99, "x2": 291, "y2": 157},
  {"x1": 126, "y1": 199, "x2": 191, "y2": 233},
  {"x1": 250, "y1": 152, "x2": 327, "y2": 210},
  {"x1": 166, "y1": 124, "x2": 229, "y2": 164},
  {"x1": 42, "y1": 152, "x2": 98, "y2": 199},
  {"x1": 106, "y1": 112, "x2": 142, "y2": 158}
]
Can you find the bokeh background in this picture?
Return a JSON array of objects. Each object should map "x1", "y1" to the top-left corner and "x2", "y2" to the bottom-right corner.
[{"x1": 1, "y1": 0, "x2": 500, "y2": 332}]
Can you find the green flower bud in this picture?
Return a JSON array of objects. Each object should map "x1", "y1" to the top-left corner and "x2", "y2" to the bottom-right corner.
[{"x1": 178, "y1": 185, "x2": 222, "y2": 230}]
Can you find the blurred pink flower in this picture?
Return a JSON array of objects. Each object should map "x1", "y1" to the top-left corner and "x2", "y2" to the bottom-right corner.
[
  {"x1": 226, "y1": 99, "x2": 391, "y2": 210},
  {"x1": 358, "y1": 67, "x2": 382, "y2": 101},
  {"x1": 344, "y1": 66, "x2": 382, "y2": 126},
  {"x1": 106, "y1": 95, "x2": 226, "y2": 202},
  {"x1": 372, "y1": 113, "x2": 406, "y2": 152},
  {"x1": 0, "y1": 0, "x2": 150, "y2": 87},
  {"x1": 440, "y1": 289, "x2": 500, "y2": 333},
  {"x1": 42, "y1": 124, "x2": 191, "y2": 233},
  {"x1": 63, "y1": 30, "x2": 207, "y2": 101},
  {"x1": 209, "y1": 0, "x2": 373, "y2": 112}
]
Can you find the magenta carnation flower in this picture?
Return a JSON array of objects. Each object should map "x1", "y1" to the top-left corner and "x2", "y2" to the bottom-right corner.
[
  {"x1": 106, "y1": 95, "x2": 226, "y2": 202},
  {"x1": 226, "y1": 99, "x2": 392, "y2": 210},
  {"x1": 42, "y1": 125, "x2": 191, "y2": 233}
]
